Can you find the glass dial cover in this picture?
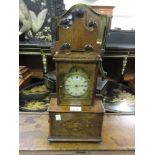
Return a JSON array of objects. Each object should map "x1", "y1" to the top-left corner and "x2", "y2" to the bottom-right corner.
[{"x1": 64, "y1": 73, "x2": 88, "y2": 97}]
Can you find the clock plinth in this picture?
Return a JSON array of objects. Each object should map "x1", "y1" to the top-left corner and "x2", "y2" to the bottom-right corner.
[{"x1": 48, "y1": 97, "x2": 104, "y2": 142}]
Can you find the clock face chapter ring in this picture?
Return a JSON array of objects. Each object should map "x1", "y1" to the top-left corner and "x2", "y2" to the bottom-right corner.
[{"x1": 64, "y1": 72, "x2": 89, "y2": 97}]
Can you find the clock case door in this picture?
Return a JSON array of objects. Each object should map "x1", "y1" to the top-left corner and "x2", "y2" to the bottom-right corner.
[{"x1": 55, "y1": 55, "x2": 101, "y2": 106}]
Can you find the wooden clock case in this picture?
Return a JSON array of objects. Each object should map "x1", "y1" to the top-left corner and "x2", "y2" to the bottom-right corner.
[{"x1": 48, "y1": 4, "x2": 110, "y2": 142}]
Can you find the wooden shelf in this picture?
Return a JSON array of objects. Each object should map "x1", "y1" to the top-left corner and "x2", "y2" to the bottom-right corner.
[
  {"x1": 31, "y1": 69, "x2": 44, "y2": 78},
  {"x1": 19, "y1": 73, "x2": 32, "y2": 89},
  {"x1": 91, "y1": 6, "x2": 115, "y2": 16}
]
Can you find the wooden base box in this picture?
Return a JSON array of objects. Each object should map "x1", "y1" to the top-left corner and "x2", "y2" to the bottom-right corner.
[{"x1": 48, "y1": 98, "x2": 104, "y2": 142}]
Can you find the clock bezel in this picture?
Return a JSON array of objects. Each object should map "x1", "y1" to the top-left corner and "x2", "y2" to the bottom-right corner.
[{"x1": 64, "y1": 67, "x2": 89, "y2": 97}]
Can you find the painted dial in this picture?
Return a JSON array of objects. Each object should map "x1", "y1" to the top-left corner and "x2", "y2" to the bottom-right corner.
[{"x1": 65, "y1": 74, "x2": 88, "y2": 97}]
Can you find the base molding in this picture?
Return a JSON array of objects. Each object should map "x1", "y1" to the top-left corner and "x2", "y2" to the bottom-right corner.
[{"x1": 48, "y1": 136, "x2": 102, "y2": 142}]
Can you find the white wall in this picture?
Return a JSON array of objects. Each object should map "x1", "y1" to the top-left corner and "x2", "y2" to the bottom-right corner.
[{"x1": 64, "y1": 0, "x2": 135, "y2": 30}]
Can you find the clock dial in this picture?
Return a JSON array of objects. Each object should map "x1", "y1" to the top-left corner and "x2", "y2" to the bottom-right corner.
[{"x1": 64, "y1": 73, "x2": 88, "y2": 97}]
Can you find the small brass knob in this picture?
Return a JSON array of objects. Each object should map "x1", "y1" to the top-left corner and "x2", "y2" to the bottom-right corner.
[
  {"x1": 60, "y1": 43, "x2": 71, "y2": 50},
  {"x1": 88, "y1": 21, "x2": 97, "y2": 28},
  {"x1": 60, "y1": 19, "x2": 70, "y2": 29},
  {"x1": 84, "y1": 44, "x2": 94, "y2": 51}
]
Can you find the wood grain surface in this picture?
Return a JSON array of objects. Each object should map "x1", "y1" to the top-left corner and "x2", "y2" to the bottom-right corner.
[
  {"x1": 48, "y1": 97, "x2": 104, "y2": 113},
  {"x1": 48, "y1": 98, "x2": 104, "y2": 141}
]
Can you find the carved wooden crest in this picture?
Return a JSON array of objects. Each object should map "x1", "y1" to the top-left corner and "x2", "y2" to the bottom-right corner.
[{"x1": 51, "y1": 4, "x2": 111, "y2": 54}]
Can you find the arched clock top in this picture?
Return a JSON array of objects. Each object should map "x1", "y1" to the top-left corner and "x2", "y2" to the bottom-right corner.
[
  {"x1": 51, "y1": 4, "x2": 111, "y2": 54},
  {"x1": 61, "y1": 4, "x2": 109, "y2": 18}
]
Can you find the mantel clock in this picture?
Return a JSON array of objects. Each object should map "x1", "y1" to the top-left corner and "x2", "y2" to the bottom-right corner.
[{"x1": 48, "y1": 4, "x2": 110, "y2": 142}]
